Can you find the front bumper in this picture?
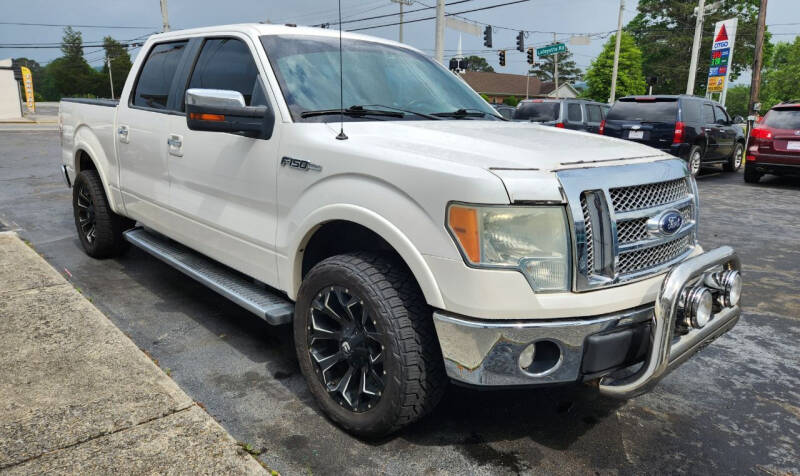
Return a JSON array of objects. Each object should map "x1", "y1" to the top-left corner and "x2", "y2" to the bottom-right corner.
[{"x1": 433, "y1": 246, "x2": 741, "y2": 397}]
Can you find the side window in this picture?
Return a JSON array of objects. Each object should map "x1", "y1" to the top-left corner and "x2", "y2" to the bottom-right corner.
[
  {"x1": 132, "y1": 41, "x2": 189, "y2": 110},
  {"x1": 601, "y1": 105, "x2": 610, "y2": 118},
  {"x1": 586, "y1": 105, "x2": 602, "y2": 123},
  {"x1": 703, "y1": 104, "x2": 715, "y2": 124},
  {"x1": 185, "y1": 38, "x2": 264, "y2": 109},
  {"x1": 682, "y1": 99, "x2": 702, "y2": 124},
  {"x1": 714, "y1": 105, "x2": 729, "y2": 124},
  {"x1": 567, "y1": 103, "x2": 582, "y2": 122}
]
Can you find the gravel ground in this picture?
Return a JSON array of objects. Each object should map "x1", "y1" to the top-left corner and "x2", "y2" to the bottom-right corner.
[{"x1": 1, "y1": 129, "x2": 798, "y2": 475}]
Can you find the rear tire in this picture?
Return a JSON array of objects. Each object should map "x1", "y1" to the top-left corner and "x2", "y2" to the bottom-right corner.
[
  {"x1": 724, "y1": 142, "x2": 743, "y2": 172},
  {"x1": 744, "y1": 165, "x2": 761, "y2": 184},
  {"x1": 687, "y1": 145, "x2": 703, "y2": 176},
  {"x1": 294, "y1": 252, "x2": 446, "y2": 438},
  {"x1": 72, "y1": 169, "x2": 135, "y2": 258}
]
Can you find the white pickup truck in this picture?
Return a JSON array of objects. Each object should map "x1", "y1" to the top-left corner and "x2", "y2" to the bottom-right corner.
[{"x1": 59, "y1": 24, "x2": 742, "y2": 437}]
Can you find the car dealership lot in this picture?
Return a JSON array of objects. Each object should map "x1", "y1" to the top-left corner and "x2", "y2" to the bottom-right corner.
[{"x1": 1, "y1": 130, "x2": 798, "y2": 475}]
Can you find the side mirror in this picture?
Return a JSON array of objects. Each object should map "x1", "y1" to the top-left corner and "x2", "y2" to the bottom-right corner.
[
  {"x1": 733, "y1": 115, "x2": 745, "y2": 124},
  {"x1": 185, "y1": 89, "x2": 273, "y2": 138}
]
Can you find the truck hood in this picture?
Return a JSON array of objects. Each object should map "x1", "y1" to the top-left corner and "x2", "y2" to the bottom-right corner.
[{"x1": 327, "y1": 119, "x2": 668, "y2": 171}]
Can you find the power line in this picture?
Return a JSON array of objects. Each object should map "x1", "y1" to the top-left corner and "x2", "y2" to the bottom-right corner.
[
  {"x1": 315, "y1": 0, "x2": 475, "y2": 27},
  {"x1": 0, "y1": 21, "x2": 156, "y2": 29},
  {"x1": 347, "y1": 0, "x2": 531, "y2": 32}
]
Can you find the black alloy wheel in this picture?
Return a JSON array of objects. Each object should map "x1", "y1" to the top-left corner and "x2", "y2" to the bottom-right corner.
[
  {"x1": 307, "y1": 285, "x2": 386, "y2": 412},
  {"x1": 72, "y1": 169, "x2": 134, "y2": 258},
  {"x1": 75, "y1": 180, "x2": 97, "y2": 244}
]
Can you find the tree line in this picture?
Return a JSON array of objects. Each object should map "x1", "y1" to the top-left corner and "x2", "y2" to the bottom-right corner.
[{"x1": 13, "y1": 27, "x2": 133, "y2": 101}]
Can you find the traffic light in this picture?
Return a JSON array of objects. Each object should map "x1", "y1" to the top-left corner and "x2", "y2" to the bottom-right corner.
[
  {"x1": 483, "y1": 25, "x2": 492, "y2": 48},
  {"x1": 527, "y1": 47, "x2": 534, "y2": 64},
  {"x1": 516, "y1": 31, "x2": 524, "y2": 52},
  {"x1": 498, "y1": 50, "x2": 506, "y2": 67}
]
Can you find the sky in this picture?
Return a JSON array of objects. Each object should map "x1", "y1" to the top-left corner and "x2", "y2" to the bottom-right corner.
[{"x1": 1, "y1": 0, "x2": 798, "y2": 80}]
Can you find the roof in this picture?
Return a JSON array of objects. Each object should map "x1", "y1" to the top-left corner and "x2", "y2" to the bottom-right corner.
[{"x1": 459, "y1": 71, "x2": 555, "y2": 97}]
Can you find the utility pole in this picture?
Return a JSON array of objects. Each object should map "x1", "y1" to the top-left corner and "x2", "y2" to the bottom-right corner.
[
  {"x1": 434, "y1": 0, "x2": 445, "y2": 64},
  {"x1": 686, "y1": 0, "x2": 706, "y2": 95},
  {"x1": 107, "y1": 56, "x2": 115, "y2": 100},
  {"x1": 553, "y1": 32, "x2": 559, "y2": 98},
  {"x1": 390, "y1": 0, "x2": 413, "y2": 43},
  {"x1": 609, "y1": 0, "x2": 624, "y2": 103},
  {"x1": 748, "y1": 0, "x2": 768, "y2": 116},
  {"x1": 160, "y1": 0, "x2": 170, "y2": 32}
]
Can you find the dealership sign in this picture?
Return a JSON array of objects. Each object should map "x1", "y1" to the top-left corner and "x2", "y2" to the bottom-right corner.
[{"x1": 706, "y1": 18, "x2": 737, "y2": 96}]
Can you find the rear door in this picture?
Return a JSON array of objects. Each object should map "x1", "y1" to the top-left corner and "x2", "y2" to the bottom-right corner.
[
  {"x1": 166, "y1": 34, "x2": 282, "y2": 288},
  {"x1": 117, "y1": 40, "x2": 190, "y2": 226},
  {"x1": 702, "y1": 103, "x2": 721, "y2": 159},
  {"x1": 760, "y1": 107, "x2": 800, "y2": 164},
  {"x1": 603, "y1": 97, "x2": 678, "y2": 150},
  {"x1": 585, "y1": 103, "x2": 603, "y2": 133}
]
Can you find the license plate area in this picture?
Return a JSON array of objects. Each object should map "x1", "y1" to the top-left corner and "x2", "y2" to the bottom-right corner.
[
  {"x1": 628, "y1": 130, "x2": 644, "y2": 139},
  {"x1": 787, "y1": 141, "x2": 800, "y2": 151}
]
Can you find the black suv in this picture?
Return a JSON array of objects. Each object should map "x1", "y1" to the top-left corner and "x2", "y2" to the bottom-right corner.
[
  {"x1": 513, "y1": 98, "x2": 609, "y2": 133},
  {"x1": 601, "y1": 95, "x2": 746, "y2": 175}
]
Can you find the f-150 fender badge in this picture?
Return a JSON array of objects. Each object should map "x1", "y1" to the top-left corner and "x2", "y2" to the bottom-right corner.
[{"x1": 281, "y1": 157, "x2": 322, "y2": 172}]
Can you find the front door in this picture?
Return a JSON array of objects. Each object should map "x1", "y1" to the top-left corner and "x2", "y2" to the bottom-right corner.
[
  {"x1": 167, "y1": 35, "x2": 282, "y2": 288},
  {"x1": 713, "y1": 105, "x2": 736, "y2": 158},
  {"x1": 117, "y1": 40, "x2": 190, "y2": 228}
]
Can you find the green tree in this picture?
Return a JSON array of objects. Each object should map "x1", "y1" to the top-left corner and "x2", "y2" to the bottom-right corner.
[
  {"x1": 628, "y1": 0, "x2": 767, "y2": 96},
  {"x1": 584, "y1": 32, "x2": 646, "y2": 102},
  {"x1": 101, "y1": 36, "x2": 133, "y2": 98},
  {"x1": 46, "y1": 27, "x2": 102, "y2": 99},
  {"x1": 528, "y1": 50, "x2": 582, "y2": 84},
  {"x1": 723, "y1": 84, "x2": 750, "y2": 118},
  {"x1": 463, "y1": 55, "x2": 494, "y2": 73},
  {"x1": 761, "y1": 37, "x2": 800, "y2": 108},
  {"x1": 503, "y1": 95, "x2": 519, "y2": 106}
]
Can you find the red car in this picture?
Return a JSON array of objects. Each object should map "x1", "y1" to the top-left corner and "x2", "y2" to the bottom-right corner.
[{"x1": 745, "y1": 101, "x2": 800, "y2": 183}]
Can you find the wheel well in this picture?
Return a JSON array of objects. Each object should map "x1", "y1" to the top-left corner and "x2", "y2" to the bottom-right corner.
[
  {"x1": 301, "y1": 221, "x2": 406, "y2": 279},
  {"x1": 76, "y1": 150, "x2": 96, "y2": 173}
]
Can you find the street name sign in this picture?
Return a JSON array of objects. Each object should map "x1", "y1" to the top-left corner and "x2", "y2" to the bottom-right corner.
[{"x1": 536, "y1": 43, "x2": 566, "y2": 57}]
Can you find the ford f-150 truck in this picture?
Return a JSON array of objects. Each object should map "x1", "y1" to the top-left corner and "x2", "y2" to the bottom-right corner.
[{"x1": 59, "y1": 24, "x2": 743, "y2": 437}]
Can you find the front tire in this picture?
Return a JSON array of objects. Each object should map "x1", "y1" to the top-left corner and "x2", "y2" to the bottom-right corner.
[
  {"x1": 72, "y1": 169, "x2": 134, "y2": 258},
  {"x1": 724, "y1": 142, "x2": 743, "y2": 172},
  {"x1": 687, "y1": 145, "x2": 703, "y2": 176},
  {"x1": 294, "y1": 252, "x2": 446, "y2": 438}
]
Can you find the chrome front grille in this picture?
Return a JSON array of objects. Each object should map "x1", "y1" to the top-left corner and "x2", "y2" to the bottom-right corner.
[
  {"x1": 609, "y1": 178, "x2": 689, "y2": 212},
  {"x1": 557, "y1": 160, "x2": 698, "y2": 291},
  {"x1": 618, "y1": 235, "x2": 693, "y2": 275}
]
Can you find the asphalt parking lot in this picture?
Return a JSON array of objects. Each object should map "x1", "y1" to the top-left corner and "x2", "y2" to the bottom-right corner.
[{"x1": 1, "y1": 129, "x2": 798, "y2": 475}]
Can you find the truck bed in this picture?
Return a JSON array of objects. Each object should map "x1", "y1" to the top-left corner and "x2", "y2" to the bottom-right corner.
[{"x1": 61, "y1": 98, "x2": 119, "y2": 108}]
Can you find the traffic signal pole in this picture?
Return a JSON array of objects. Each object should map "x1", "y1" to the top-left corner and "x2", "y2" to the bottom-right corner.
[
  {"x1": 553, "y1": 33, "x2": 559, "y2": 97},
  {"x1": 686, "y1": 0, "x2": 706, "y2": 95},
  {"x1": 609, "y1": 0, "x2": 624, "y2": 103},
  {"x1": 748, "y1": 0, "x2": 768, "y2": 116}
]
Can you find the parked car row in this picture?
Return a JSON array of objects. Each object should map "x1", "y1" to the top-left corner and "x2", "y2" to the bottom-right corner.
[{"x1": 499, "y1": 95, "x2": 748, "y2": 177}]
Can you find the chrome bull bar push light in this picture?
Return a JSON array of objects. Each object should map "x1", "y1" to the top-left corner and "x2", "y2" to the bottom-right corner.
[
  {"x1": 681, "y1": 286, "x2": 714, "y2": 329},
  {"x1": 705, "y1": 269, "x2": 742, "y2": 308}
]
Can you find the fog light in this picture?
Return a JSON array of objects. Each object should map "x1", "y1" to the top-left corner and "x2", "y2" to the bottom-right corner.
[
  {"x1": 683, "y1": 287, "x2": 713, "y2": 329},
  {"x1": 705, "y1": 270, "x2": 742, "y2": 307}
]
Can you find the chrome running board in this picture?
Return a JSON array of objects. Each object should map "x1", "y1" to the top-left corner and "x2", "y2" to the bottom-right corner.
[{"x1": 124, "y1": 228, "x2": 294, "y2": 325}]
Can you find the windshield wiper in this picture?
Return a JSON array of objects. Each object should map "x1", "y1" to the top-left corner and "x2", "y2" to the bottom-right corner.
[
  {"x1": 300, "y1": 105, "x2": 404, "y2": 119},
  {"x1": 357, "y1": 104, "x2": 441, "y2": 120},
  {"x1": 432, "y1": 108, "x2": 504, "y2": 120}
]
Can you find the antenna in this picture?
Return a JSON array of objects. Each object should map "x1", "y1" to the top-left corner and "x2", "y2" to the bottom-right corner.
[{"x1": 335, "y1": 0, "x2": 348, "y2": 140}]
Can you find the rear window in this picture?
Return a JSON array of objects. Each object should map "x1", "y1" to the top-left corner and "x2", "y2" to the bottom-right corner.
[
  {"x1": 567, "y1": 103, "x2": 582, "y2": 122},
  {"x1": 606, "y1": 99, "x2": 678, "y2": 122},
  {"x1": 763, "y1": 109, "x2": 800, "y2": 129},
  {"x1": 514, "y1": 102, "x2": 560, "y2": 121},
  {"x1": 586, "y1": 104, "x2": 602, "y2": 123}
]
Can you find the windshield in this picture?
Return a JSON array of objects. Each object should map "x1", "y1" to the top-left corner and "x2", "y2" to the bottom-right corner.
[
  {"x1": 260, "y1": 35, "x2": 497, "y2": 122},
  {"x1": 763, "y1": 109, "x2": 800, "y2": 129},
  {"x1": 514, "y1": 102, "x2": 559, "y2": 121},
  {"x1": 606, "y1": 99, "x2": 678, "y2": 122}
]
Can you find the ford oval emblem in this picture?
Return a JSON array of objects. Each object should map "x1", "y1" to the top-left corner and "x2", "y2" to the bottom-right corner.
[{"x1": 658, "y1": 210, "x2": 683, "y2": 235}]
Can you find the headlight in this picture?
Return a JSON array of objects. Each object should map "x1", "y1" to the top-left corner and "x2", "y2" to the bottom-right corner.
[{"x1": 447, "y1": 204, "x2": 571, "y2": 291}]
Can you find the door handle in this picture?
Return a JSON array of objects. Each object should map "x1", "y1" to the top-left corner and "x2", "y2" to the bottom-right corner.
[
  {"x1": 167, "y1": 134, "x2": 183, "y2": 157},
  {"x1": 167, "y1": 136, "x2": 182, "y2": 148},
  {"x1": 118, "y1": 125, "x2": 129, "y2": 143}
]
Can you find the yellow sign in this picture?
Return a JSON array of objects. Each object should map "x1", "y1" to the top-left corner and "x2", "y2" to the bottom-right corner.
[
  {"x1": 707, "y1": 76, "x2": 725, "y2": 93},
  {"x1": 20, "y1": 66, "x2": 35, "y2": 113}
]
